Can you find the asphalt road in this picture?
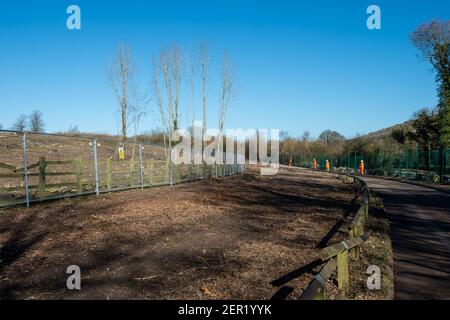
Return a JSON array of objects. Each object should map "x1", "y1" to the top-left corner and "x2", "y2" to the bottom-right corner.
[{"x1": 361, "y1": 177, "x2": 450, "y2": 299}]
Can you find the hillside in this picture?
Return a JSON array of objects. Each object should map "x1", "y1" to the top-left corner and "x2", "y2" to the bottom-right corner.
[{"x1": 349, "y1": 120, "x2": 414, "y2": 141}]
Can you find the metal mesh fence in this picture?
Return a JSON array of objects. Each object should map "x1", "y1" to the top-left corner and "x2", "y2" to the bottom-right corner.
[
  {"x1": 289, "y1": 144, "x2": 450, "y2": 183},
  {"x1": 0, "y1": 131, "x2": 245, "y2": 207}
]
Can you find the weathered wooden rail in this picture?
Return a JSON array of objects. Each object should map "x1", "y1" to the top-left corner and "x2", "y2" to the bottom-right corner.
[
  {"x1": 300, "y1": 235, "x2": 368, "y2": 299},
  {"x1": 278, "y1": 165, "x2": 371, "y2": 299},
  {"x1": 0, "y1": 157, "x2": 77, "y2": 195}
]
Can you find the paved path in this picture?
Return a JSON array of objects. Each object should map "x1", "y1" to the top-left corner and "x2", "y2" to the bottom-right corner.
[{"x1": 361, "y1": 177, "x2": 450, "y2": 299}]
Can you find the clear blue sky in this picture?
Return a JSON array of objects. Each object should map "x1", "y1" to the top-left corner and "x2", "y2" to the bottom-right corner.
[{"x1": 0, "y1": 0, "x2": 449, "y2": 138}]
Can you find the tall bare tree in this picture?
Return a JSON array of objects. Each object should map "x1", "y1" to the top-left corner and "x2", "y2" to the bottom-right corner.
[
  {"x1": 199, "y1": 43, "x2": 211, "y2": 154},
  {"x1": 188, "y1": 48, "x2": 196, "y2": 131},
  {"x1": 218, "y1": 51, "x2": 236, "y2": 135},
  {"x1": 151, "y1": 56, "x2": 169, "y2": 158},
  {"x1": 109, "y1": 44, "x2": 135, "y2": 147},
  {"x1": 151, "y1": 45, "x2": 184, "y2": 160},
  {"x1": 172, "y1": 46, "x2": 183, "y2": 131},
  {"x1": 218, "y1": 51, "x2": 236, "y2": 165}
]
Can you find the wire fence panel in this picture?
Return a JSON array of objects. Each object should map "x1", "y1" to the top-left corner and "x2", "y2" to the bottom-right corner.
[{"x1": 0, "y1": 130, "x2": 245, "y2": 208}]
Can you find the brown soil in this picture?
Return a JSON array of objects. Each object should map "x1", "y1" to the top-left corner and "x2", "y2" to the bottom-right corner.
[{"x1": 0, "y1": 169, "x2": 356, "y2": 300}]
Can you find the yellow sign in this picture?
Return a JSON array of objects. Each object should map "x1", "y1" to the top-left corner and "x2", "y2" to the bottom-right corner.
[{"x1": 118, "y1": 147, "x2": 125, "y2": 160}]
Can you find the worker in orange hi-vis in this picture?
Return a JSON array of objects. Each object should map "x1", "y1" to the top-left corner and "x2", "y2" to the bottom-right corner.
[
  {"x1": 313, "y1": 159, "x2": 317, "y2": 170},
  {"x1": 325, "y1": 159, "x2": 330, "y2": 172},
  {"x1": 289, "y1": 157, "x2": 293, "y2": 166},
  {"x1": 360, "y1": 160, "x2": 365, "y2": 175}
]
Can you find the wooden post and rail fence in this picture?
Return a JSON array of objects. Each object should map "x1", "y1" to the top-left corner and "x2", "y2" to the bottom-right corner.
[
  {"x1": 0, "y1": 157, "x2": 80, "y2": 198},
  {"x1": 279, "y1": 164, "x2": 371, "y2": 299}
]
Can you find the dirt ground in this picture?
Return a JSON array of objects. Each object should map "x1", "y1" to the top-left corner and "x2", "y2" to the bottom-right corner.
[{"x1": 0, "y1": 169, "x2": 357, "y2": 300}]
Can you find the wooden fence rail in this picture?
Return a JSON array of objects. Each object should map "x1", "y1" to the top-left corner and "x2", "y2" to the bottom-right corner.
[{"x1": 300, "y1": 235, "x2": 368, "y2": 300}]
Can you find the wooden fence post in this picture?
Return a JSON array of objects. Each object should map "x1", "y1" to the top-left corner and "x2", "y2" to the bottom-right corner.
[
  {"x1": 316, "y1": 288, "x2": 326, "y2": 300},
  {"x1": 106, "y1": 159, "x2": 112, "y2": 190},
  {"x1": 75, "y1": 158, "x2": 83, "y2": 194},
  {"x1": 337, "y1": 249, "x2": 349, "y2": 291},
  {"x1": 358, "y1": 218, "x2": 365, "y2": 236},
  {"x1": 39, "y1": 156, "x2": 47, "y2": 200},
  {"x1": 353, "y1": 242, "x2": 360, "y2": 259},
  {"x1": 348, "y1": 228, "x2": 360, "y2": 259},
  {"x1": 364, "y1": 201, "x2": 369, "y2": 219}
]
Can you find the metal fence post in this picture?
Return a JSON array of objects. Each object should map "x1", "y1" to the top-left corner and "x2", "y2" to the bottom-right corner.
[
  {"x1": 190, "y1": 145, "x2": 193, "y2": 182},
  {"x1": 169, "y1": 141, "x2": 173, "y2": 186},
  {"x1": 445, "y1": 148, "x2": 448, "y2": 180},
  {"x1": 406, "y1": 149, "x2": 409, "y2": 178},
  {"x1": 93, "y1": 139, "x2": 99, "y2": 196},
  {"x1": 428, "y1": 142, "x2": 431, "y2": 182},
  {"x1": 22, "y1": 133, "x2": 30, "y2": 208},
  {"x1": 441, "y1": 147, "x2": 445, "y2": 183},
  {"x1": 416, "y1": 143, "x2": 419, "y2": 174},
  {"x1": 139, "y1": 144, "x2": 144, "y2": 189}
]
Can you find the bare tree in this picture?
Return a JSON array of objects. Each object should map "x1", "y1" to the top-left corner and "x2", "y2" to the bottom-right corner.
[
  {"x1": 108, "y1": 44, "x2": 136, "y2": 147},
  {"x1": 151, "y1": 45, "x2": 184, "y2": 158},
  {"x1": 188, "y1": 48, "x2": 196, "y2": 130},
  {"x1": 199, "y1": 43, "x2": 211, "y2": 154},
  {"x1": 129, "y1": 89, "x2": 148, "y2": 137},
  {"x1": 301, "y1": 131, "x2": 311, "y2": 142},
  {"x1": 151, "y1": 55, "x2": 169, "y2": 158},
  {"x1": 172, "y1": 45, "x2": 183, "y2": 131},
  {"x1": 67, "y1": 125, "x2": 80, "y2": 133},
  {"x1": 218, "y1": 51, "x2": 236, "y2": 135},
  {"x1": 218, "y1": 51, "x2": 236, "y2": 166},
  {"x1": 29, "y1": 110, "x2": 45, "y2": 133},
  {"x1": 12, "y1": 115, "x2": 27, "y2": 131},
  {"x1": 129, "y1": 86, "x2": 149, "y2": 162}
]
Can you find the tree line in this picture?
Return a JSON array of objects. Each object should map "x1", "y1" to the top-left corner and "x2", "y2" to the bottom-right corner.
[
  {"x1": 280, "y1": 20, "x2": 450, "y2": 172},
  {"x1": 6, "y1": 110, "x2": 45, "y2": 133}
]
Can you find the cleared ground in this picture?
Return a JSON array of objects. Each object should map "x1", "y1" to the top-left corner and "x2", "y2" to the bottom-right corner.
[{"x1": 0, "y1": 170, "x2": 356, "y2": 299}]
